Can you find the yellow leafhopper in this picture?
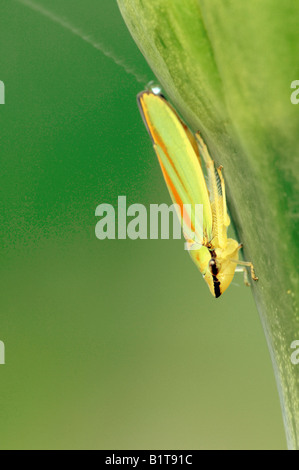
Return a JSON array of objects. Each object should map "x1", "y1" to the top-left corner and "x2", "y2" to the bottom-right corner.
[{"x1": 138, "y1": 89, "x2": 258, "y2": 298}]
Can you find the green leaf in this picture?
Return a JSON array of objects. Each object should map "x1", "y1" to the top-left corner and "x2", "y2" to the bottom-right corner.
[{"x1": 118, "y1": 0, "x2": 299, "y2": 449}]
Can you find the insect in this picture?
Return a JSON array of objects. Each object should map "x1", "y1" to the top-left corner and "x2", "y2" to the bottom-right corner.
[{"x1": 138, "y1": 88, "x2": 258, "y2": 298}]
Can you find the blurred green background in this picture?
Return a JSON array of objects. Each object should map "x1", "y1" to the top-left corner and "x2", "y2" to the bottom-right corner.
[{"x1": 0, "y1": 0, "x2": 286, "y2": 449}]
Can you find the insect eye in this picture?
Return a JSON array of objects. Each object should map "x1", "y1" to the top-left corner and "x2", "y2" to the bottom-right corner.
[{"x1": 209, "y1": 259, "x2": 219, "y2": 276}]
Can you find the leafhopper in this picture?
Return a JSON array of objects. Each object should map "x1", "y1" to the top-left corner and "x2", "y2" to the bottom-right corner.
[{"x1": 138, "y1": 89, "x2": 258, "y2": 298}]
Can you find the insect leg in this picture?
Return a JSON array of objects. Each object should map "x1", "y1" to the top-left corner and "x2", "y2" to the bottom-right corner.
[
  {"x1": 217, "y1": 165, "x2": 230, "y2": 227},
  {"x1": 235, "y1": 266, "x2": 251, "y2": 286},
  {"x1": 231, "y1": 259, "x2": 259, "y2": 281}
]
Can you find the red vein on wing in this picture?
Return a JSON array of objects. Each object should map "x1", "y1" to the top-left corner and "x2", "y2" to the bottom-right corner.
[
  {"x1": 158, "y1": 156, "x2": 194, "y2": 233},
  {"x1": 140, "y1": 95, "x2": 191, "y2": 199}
]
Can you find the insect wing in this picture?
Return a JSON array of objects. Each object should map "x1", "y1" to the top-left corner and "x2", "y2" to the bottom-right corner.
[
  {"x1": 138, "y1": 91, "x2": 213, "y2": 244},
  {"x1": 196, "y1": 132, "x2": 230, "y2": 248}
]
